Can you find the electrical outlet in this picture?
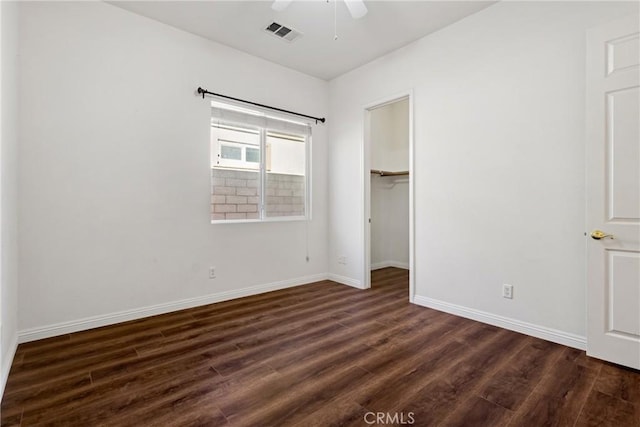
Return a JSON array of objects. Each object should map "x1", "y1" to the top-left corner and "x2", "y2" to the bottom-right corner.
[
  {"x1": 503, "y1": 284, "x2": 513, "y2": 299},
  {"x1": 209, "y1": 267, "x2": 216, "y2": 279},
  {"x1": 337, "y1": 256, "x2": 347, "y2": 265}
]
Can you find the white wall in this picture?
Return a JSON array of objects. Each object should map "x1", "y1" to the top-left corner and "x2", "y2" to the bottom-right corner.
[
  {"x1": 18, "y1": 1, "x2": 329, "y2": 337},
  {"x1": 328, "y1": 1, "x2": 639, "y2": 340},
  {"x1": 371, "y1": 99, "x2": 409, "y2": 172},
  {"x1": 371, "y1": 176, "x2": 409, "y2": 269},
  {"x1": 0, "y1": 0, "x2": 19, "y2": 394}
]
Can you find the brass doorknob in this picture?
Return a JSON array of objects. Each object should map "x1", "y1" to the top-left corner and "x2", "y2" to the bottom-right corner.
[{"x1": 591, "y1": 230, "x2": 614, "y2": 240}]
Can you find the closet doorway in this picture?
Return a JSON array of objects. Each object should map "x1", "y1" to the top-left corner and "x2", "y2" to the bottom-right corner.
[{"x1": 363, "y1": 92, "x2": 414, "y2": 301}]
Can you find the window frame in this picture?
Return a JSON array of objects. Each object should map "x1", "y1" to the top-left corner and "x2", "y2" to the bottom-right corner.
[{"x1": 210, "y1": 106, "x2": 312, "y2": 224}]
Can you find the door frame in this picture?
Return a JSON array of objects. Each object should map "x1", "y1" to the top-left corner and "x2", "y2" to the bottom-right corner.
[{"x1": 361, "y1": 90, "x2": 415, "y2": 302}]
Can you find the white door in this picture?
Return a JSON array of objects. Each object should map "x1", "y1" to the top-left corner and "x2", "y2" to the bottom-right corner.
[{"x1": 586, "y1": 16, "x2": 640, "y2": 369}]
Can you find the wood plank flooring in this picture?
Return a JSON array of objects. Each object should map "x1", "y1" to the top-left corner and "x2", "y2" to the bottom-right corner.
[{"x1": 2, "y1": 268, "x2": 639, "y2": 426}]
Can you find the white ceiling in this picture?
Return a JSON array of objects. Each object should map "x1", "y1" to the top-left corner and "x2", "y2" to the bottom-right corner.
[{"x1": 110, "y1": 1, "x2": 496, "y2": 80}]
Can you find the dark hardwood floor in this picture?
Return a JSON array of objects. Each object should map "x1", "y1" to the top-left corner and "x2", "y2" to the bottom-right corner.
[{"x1": 2, "y1": 268, "x2": 639, "y2": 426}]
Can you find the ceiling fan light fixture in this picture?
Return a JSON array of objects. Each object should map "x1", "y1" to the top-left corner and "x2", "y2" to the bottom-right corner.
[
  {"x1": 272, "y1": 0, "x2": 368, "y2": 20},
  {"x1": 344, "y1": 0, "x2": 368, "y2": 19},
  {"x1": 272, "y1": 0, "x2": 293, "y2": 12}
]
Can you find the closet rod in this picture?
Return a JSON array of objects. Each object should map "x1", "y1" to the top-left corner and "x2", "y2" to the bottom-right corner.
[
  {"x1": 196, "y1": 87, "x2": 326, "y2": 124},
  {"x1": 370, "y1": 169, "x2": 410, "y2": 177}
]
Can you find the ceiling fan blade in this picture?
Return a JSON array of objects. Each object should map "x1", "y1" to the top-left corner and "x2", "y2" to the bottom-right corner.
[
  {"x1": 272, "y1": 0, "x2": 293, "y2": 12},
  {"x1": 344, "y1": 0, "x2": 368, "y2": 19}
]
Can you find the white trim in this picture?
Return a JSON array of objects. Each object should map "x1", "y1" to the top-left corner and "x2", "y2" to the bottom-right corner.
[
  {"x1": 211, "y1": 216, "x2": 307, "y2": 225},
  {"x1": 18, "y1": 273, "x2": 328, "y2": 343},
  {"x1": 361, "y1": 107, "x2": 371, "y2": 289},
  {"x1": 1, "y1": 336, "x2": 18, "y2": 399},
  {"x1": 328, "y1": 273, "x2": 363, "y2": 289},
  {"x1": 413, "y1": 295, "x2": 587, "y2": 350},
  {"x1": 407, "y1": 91, "x2": 415, "y2": 304},
  {"x1": 371, "y1": 261, "x2": 409, "y2": 270}
]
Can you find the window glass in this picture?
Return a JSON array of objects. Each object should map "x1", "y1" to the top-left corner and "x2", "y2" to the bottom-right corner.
[
  {"x1": 246, "y1": 147, "x2": 260, "y2": 163},
  {"x1": 210, "y1": 105, "x2": 310, "y2": 223},
  {"x1": 265, "y1": 132, "x2": 306, "y2": 218},
  {"x1": 221, "y1": 145, "x2": 241, "y2": 160}
]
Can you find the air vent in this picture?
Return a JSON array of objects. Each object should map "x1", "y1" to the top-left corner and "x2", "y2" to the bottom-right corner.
[{"x1": 264, "y1": 21, "x2": 303, "y2": 42}]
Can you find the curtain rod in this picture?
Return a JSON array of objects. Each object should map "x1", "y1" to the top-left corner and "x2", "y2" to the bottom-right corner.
[{"x1": 196, "y1": 87, "x2": 326, "y2": 124}]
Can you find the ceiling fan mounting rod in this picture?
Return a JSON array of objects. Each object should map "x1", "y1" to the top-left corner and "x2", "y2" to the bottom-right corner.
[{"x1": 334, "y1": 0, "x2": 338, "y2": 41}]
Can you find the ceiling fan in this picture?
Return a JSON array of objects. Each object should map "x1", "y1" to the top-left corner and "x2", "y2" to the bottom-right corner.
[{"x1": 272, "y1": 0, "x2": 368, "y2": 19}]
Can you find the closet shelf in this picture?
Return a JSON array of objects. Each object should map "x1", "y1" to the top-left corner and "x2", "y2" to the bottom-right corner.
[{"x1": 370, "y1": 169, "x2": 410, "y2": 177}]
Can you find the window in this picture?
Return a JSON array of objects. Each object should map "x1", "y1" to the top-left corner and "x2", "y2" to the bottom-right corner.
[
  {"x1": 220, "y1": 144, "x2": 241, "y2": 160},
  {"x1": 214, "y1": 124, "x2": 260, "y2": 170},
  {"x1": 245, "y1": 147, "x2": 260, "y2": 163},
  {"x1": 210, "y1": 102, "x2": 311, "y2": 222}
]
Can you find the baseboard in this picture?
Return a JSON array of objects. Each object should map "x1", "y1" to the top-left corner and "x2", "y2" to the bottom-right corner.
[
  {"x1": 371, "y1": 260, "x2": 409, "y2": 270},
  {"x1": 413, "y1": 295, "x2": 586, "y2": 350},
  {"x1": 328, "y1": 273, "x2": 363, "y2": 289},
  {"x1": 1, "y1": 335, "x2": 18, "y2": 399},
  {"x1": 18, "y1": 273, "x2": 329, "y2": 343}
]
